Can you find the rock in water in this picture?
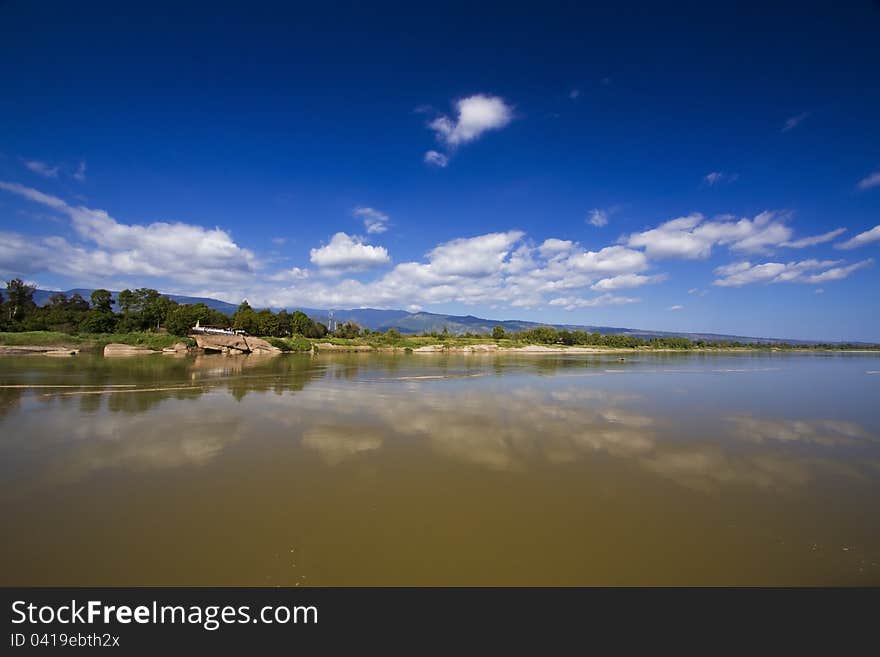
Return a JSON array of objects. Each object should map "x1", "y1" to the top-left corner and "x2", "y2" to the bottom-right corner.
[
  {"x1": 193, "y1": 334, "x2": 280, "y2": 354},
  {"x1": 243, "y1": 336, "x2": 282, "y2": 354},
  {"x1": 103, "y1": 343, "x2": 160, "y2": 357}
]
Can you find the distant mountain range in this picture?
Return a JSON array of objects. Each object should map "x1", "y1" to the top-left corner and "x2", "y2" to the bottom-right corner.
[{"x1": 32, "y1": 288, "x2": 820, "y2": 344}]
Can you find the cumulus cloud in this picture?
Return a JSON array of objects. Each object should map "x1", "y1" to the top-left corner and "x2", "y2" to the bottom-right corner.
[
  {"x1": 538, "y1": 238, "x2": 574, "y2": 257},
  {"x1": 836, "y1": 224, "x2": 880, "y2": 250},
  {"x1": 703, "y1": 171, "x2": 738, "y2": 186},
  {"x1": 427, "y1": 231, "x2": 524, "y2": 277},
  {"x1": 0, "y1": 180, "x2": 257, "y2": 286},
  {"x1": 626, "y1": 211, "x2": 792, "y2": 259},
  {"x1": 782, "y1": 111, "x2": 809, "y2": 132},
  {"x1": 309, "y1": 232, "x2": 390, "y2": 272},
  {"x1": 781, "y1": 228, "x2": 846, "y2": 248},
  {"x1": 353, "y1": 206, "x2": 390, "y2": 234},
  {"x1": 712, "y1": 258, "x2": 872, "y2": 287},
  {"x1": 24, "y1": 160, "x2": 59, "y2": 178},
  {"x1": 857, "y1": 171, "x2": 880, "y2": 191},
  {"x1": 423, "y1": 150, "x2": 449, "y2": 167},
  {"x1": 428, "y1": 94, "x2": 513, "y2": 147},
  {"x1": 258, "y1": 233, "x2": 652, "y2": 311}
]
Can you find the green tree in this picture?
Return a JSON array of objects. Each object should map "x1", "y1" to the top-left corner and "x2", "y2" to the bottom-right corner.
[
  {"x1": 335, "y1": 320, "x2": 361, "y2": 339},
  {"x1": 256, "y1": 308, "x2": 280, "y2": 336},
  {"x1": 492, "y1": 325, "x2": 505, "y2": 340},
  {"x1": 165, "y1": 303, "x2": 230, "y2": 337},
  {"x1": 80, "y1": 289, "x2": 117, "y2": 333},
  {"x1": 276, "y1": 310, "x2": 292, "y2": 337},
  {"x1": 5, "y1": 278, "x2": 36, "y2": 323},
  {"x1": 232, "y1": 300, "x2": 260, "y2": 335},
  {"x1": 90, "y1": 289, "x2": 114, "y2": 313}
]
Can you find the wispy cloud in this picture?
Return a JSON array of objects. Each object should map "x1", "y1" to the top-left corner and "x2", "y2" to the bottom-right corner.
[
  {"x1": 782, "y1": 111, "x2": 809, "y2": 132},
  {"x1": 591, "y1": 273, "x2": 666, "y2": 291},
  {"x1": 668, "y1": 305, "x2": 684, "y2": 311},
  {"x1": 24, "y1": 160, "x2": 59, "y2": 178},
  {"x1": 713, "y1": 258, "x2": 872, "y2": 287},
  {"x1": 353, "y1": 206, "x2": 390, "y2": 234},
  {"x1": 423, "y1": 150, "x2": 448, "y2": 168},
  {"x1": 588, "y1": 208, "x2": 609, "y2": 227},
  {"x1": 72, "y1": 161, "x2": 87, "y2": 182},
  {"x1": 836, "y1": 224, "x2": 880, "y2": 250},
  {"x1": 703, "y1": 171, "x2": 738, "y2": 186},
  {"x1": 548, "y1": 294, "x2": 639, "y2": 310},
  {"x1": 856, "y1": 171, "x2": 880, "y2": 191},
  {"x1": 781, "y1": 227, "x2": 846, "y2": 248}
]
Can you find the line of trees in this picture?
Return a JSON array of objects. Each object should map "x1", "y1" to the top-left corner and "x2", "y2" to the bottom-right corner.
[
  {"x1": 0, "y1": 280, "x2": 334, "y2": 339},
  {"x1": 2, "y1": 279, "x2": 877, "y2": 349}
]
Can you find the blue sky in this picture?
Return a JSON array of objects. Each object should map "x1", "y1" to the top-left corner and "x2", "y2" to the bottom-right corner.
[{"x1": 0, "y1": 1, "x2": 878, "y2": 341}]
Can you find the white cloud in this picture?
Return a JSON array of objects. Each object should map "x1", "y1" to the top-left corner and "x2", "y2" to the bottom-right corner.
[
  {"x1": 428, "y1": 94, "x2": 513, "y2": 147},
  {"x1": 712, "y1": 258, "x2": 872, "y2": 287},
  {"x1": 309, "y1": 232, "x2": 390, "y2": 272},
  {"x1": 668, "y1": 305, "x2": 684, "y2": 311},
  {"x1": 266, "y1": 267, "x2": 309, "y2": 282},
  {"x1": 703, "y1": 171, "x2": 738, "y2": 186},
  {"x1": 591, "y1": 273, "x2": 667, "y2": 291},
  {"x1": 857, "y1": 171, "x2": 880, "y2": 191},
  {"x1": 427, "y1": 231, "x2": 523, "y2": 277},
  {"x1": 258, "y1": 233, "x2": 651, "y2": 311},
  {"x1": 626, "y1": 211, "x2": 792, "y2": 259},
  {"x1": 781, "y1": 228, "x2": 846, "y2": 248},
  {"x1": 588, "y1": 208, "x2": 608, "y2": 227},
  {"x1": 24, "y1": 160, "x2": 59, "y2": 178},
  {"x1": 271, "y1": 237, "x2": 287, "y2": 246},
  {"x1": 566, "y1": 245, "x2": 648, "y2": 274},
  {"x1": 782, "y1": 111, "x2": 809, "y2": 132},
  {"x1": 72, "y1": 161, "x2": 87, "y2": 182},
  {"x1": 538, "y1": 238, "x2": 574, "y2": 257},
  {"x1": 0, "y1": 180, "x2": 257, "y2": 286},
  {"x1": 836, "y1": 224, "x2": 880, "y2": 250},
  {"x1": 424, "y1": 150, "x2": 449, "y2": 167},
  {"x1": 548, "y1": 294, "x2": 639, "y2": 310},
  {"x1": 353, "y1": 206, "x2": 390, "y2": 234}
]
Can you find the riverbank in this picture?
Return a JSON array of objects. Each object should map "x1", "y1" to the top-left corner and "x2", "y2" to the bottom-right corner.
[
  {"x1": 0, "y1": 331, "x2": 195, "y2": 353},
  {"x1": 2, "y1": 330, "x2": 879, "y2": 357}
]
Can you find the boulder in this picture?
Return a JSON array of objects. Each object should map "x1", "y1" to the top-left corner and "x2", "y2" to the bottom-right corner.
[
  {"x1": 413, "y1": 344, "x2": 447, "y2": 352},
  {"x1": 194, "y1": 334, "x2": 250, "y2": 353},
  {"x1": 194, "y1": 334, "x2": 281, "y2": 354},
  {"x1": 243, "y1": 336, "x2": 282, "y2": 354},
  {"x1": 103, "y1": 343, "x2": 159, "y2": 357},
  {"x1": 314, "y1": 342, "x2": 372, "y2": 352}
]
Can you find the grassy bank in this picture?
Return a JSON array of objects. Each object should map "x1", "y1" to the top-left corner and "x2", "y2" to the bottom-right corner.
[{"x1": 0, "y1": 331, "x2": 194, "y2": 351}]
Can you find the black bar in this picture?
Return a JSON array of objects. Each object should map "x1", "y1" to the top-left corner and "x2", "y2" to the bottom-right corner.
[{"x1": 2, "y1": 588, "x2": 878, "y2": 652}]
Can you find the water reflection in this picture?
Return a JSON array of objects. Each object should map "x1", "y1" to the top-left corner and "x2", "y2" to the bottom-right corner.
[{"x1": 1, "y1": 352, "x2": 879, "y2": 585}]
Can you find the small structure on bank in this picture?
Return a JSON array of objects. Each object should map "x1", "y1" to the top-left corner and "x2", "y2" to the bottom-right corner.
[{"x1": 190, "y1": 320, "x2": 247, "y2": 336}]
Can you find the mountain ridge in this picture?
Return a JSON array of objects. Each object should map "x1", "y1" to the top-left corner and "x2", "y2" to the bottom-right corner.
[{"x1": 30, "y1": 288, "x2": 830, "y2": 344}]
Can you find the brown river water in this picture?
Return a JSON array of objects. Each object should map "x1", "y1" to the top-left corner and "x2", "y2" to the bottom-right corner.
[{"x1": 1, "y1": 351, "x2": 879, "y2": 585}]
